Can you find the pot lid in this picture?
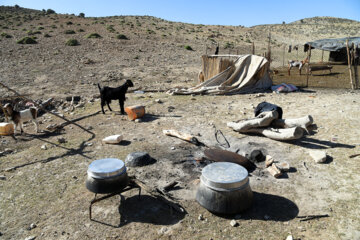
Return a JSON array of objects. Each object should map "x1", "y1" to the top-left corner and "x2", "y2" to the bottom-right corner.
[
  {"x1": 87, "y1": 158, "x2": 126, "y2": 179},
  {"x1": 201, "y1": 162, "x2": 249, "y2": 190}
]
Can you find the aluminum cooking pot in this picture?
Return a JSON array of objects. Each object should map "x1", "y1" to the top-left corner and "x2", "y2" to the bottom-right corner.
[
  {"x1": 196, "y1": 162, "x2": 253, "y2": 214},
  {"x1": 86, "y1": 158, "x2": 129, "y2": 194}
]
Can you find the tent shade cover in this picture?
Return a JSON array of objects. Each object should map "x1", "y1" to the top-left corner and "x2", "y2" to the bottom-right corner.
[
  {"x1": 304, "y1": 37, "x2": 360, "y2": 52},
  {"x1": 169, "y1": 54, "x2": 272, "y2": 95}
]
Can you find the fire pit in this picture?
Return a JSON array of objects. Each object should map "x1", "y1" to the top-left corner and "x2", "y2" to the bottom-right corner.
[{"x1": 86, "y1": 158, "x2": 140, "y2": 220}]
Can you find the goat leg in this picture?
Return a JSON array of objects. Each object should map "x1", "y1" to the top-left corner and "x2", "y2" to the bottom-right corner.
[
  {"x1": 100, "y1": 101, "x2": 106, "y2": 114},
  {"x1": 106, "y1": 101, "x2": 113, "y2": 112},
  {"x1": 119, "y1": 100, "x2": 125, "y2": 114}
]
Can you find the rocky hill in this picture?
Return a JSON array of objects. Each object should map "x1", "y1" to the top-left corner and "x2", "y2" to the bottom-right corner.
[{"x1": 0, "y1": 6, "x2": 359, "y2": 99}]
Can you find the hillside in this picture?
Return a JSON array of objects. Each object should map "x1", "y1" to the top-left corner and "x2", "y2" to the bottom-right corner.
[
  {"x1": 0, "y1": 6, "x2": 359, "y2": 99},
  {"x1": 0, "y1": 6, "x2": 360, "y2": 240}
]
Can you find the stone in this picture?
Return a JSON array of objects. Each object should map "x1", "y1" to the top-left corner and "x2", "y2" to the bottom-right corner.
[
  {"x1": 125, "y1": 152, "x2": 154, "y2": 167},
  {"x1": 267, "y1": 164, "x2": 282, "y2": 178},
  {"x1": 286, "y1": 235, "x2": 293, "y2": 240},
  {"x1": 309, "y1": 150, "x2": 327, "y2": 163},
  {"x1": 248, "y1": 150, "x2": 265, "y2": 163},
  {"x1": 230, "y1": 219, "x2": 238, "y2": 227},
  {"x1": 276, "y1": 162, "x2": 290, "y2": 172},
  {"x1": 25, "y1": 236, "x2": 36, "y2": 240},
  {"x1": 198, "y1": 214, "x2": 204, "y2": 221},
  {"x1": 155, "y1": 99, "x2": 163, "y2": 103},
  {"x1": 57, "y1": 137, "x2": 66, "y2": 144},
  {"x1": 41, "y1": 144, "x2": 47, "y2": 150},
  {"x1": 0, "y1": 175, "x2": 6, "y2": 180}
]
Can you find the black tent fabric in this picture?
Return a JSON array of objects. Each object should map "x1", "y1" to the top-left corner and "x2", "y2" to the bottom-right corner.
[{"x1": 304, "y1": 37, "x2": 360, "y2": 52}]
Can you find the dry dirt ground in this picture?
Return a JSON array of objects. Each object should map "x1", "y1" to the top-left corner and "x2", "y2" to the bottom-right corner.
[
  {"x1": 1, "y1": 88, "x2": 359, "y2": 240},
  {"x1": 1, "y1": 7, "x2": 360, "y2": 240}
]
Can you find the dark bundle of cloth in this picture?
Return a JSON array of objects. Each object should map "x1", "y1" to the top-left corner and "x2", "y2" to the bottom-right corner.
[{"x1": 254, "y1": 101, "x2": 283, "y2": 119}]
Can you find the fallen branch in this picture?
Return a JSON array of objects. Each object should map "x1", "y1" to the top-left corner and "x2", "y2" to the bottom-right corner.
[
  {"x1": 297, "y1": 214, "x2": 329, "y2": 221},
  {"x1": 163, "y1": 129, "x2": 206, "y2": 147},
  {"x1": 130, "y1": 177, "x2": 186, "y2": 214},
  {"x1": 349, "y1": 153, "x2": 360, "y2": 158},
  {"x1": 163, "y1": 181, "x2": 179, "y2": 192}
]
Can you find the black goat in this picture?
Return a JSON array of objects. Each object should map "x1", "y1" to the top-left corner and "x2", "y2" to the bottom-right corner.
[{"x1": 98, "y1": 80, "x2": 134, "y2": 114}]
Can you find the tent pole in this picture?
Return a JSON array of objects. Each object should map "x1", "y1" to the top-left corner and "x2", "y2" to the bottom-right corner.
[
  {"x1": 306, "y1": 45, "x2": 311, "y2": 88},
  {"x1": 321, "y1": 50, "x2": 324, "y2": 63},
  {"x1": 346, "y1": 39, "x2": 355, "y2": 90}
]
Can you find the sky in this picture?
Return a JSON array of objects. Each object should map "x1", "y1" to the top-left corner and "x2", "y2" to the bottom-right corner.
[{"x1": 2, "y1": 0, "x2": 360, "y2": 27}]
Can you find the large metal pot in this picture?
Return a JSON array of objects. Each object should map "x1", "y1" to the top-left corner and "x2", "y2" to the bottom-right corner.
[
  {"x1": 196, "y1": 162, "x2": 253, "y2": 214},
  {"x1": 86, "y1": 158, "x2": 129, "y2": 194}
]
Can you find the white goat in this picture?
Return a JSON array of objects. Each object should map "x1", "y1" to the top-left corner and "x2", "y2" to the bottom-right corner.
[{"x1": 4, "y1": 103, "x2": 39, "y2": 134}]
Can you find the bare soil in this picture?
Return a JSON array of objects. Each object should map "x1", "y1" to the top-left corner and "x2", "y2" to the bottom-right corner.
[{"x1": 0, "y1": 7, "x2": 360, "y2": 240}]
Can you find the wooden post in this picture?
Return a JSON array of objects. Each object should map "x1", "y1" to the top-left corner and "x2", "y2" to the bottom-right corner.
[
  {"x1": 346, "y1": 39, "x2": 355, "y2": 90},
  {"x1": 267, "y1": 32, "x2": 271, "y2": 67},
  {"x1": 282, "y1": 45, "x2": 286, "y2": 67},
  {"x1": 306, "y1": 45, "x2": 311, "y2": 87},
  {"x1": 205, "y1": 45, "x2": 208, "y2": 55},
  {"x1": 321, "y1": 50, "x2": 324, "y2": 63},
  {"x1": 252, "y1": 42, "x2": 255, "y2": 55},
  {"x1": 352, "y1": 43, "x2": 358, "y2": 89}
]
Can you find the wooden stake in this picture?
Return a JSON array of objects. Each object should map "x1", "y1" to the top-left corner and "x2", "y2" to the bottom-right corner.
[
  {"x1": 346, "y1": 39, "x2": 355, "y2": 90},
  {"x1": 352, "y1": 43, "x2": 358, "y2": 89},
  {"x1": 321, "y1": 50, "x2": 324, "y2": 63},
  {"x1": 267, "y1": 32, "x2": 271, "y2": 68},
  {"x1": 282, "y1": 45, "x2": 285, "y2": 67},
  {"x1": 252, "y1": 42, "x2": 255, "y2": 55},
  {"x1": 306, "y1": 45, "x2": 312, "y2": 87}
]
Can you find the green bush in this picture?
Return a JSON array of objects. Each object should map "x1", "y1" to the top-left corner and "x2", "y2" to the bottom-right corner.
[
  {"x1": 27, "y1": 30, "x2": 41, "y2": 35},
  {"x1": 86, "y1": 33, "x2": 101, "y2": 38},
  {"x1": 64, "y1": 30, "x2": 76, "y2": 34},
  {"x1": 44, "y1": 33, "x2": 51, "y2": 37},
  {"x1": 46, "y1": 9, "x2": 56, "y2": 14},
  {"x1": 79, "y1": 13, "x2": 85, "y2": 18},
  {"x1": 17, "y1": 37, "x2": 37, "y2": 44},
  {"x1": 77, "y1": 28, "x2": 85, "y2": 32},
  {"x1": 66, "y1": 39, "x2": 79, "y2": 46},
  {"x1": 106, "y1": 25, "x2": 115, "y2": 32},
  {"x1": 116, "y1": 34, "x2": 128, "y2": 40},
  {"x1": 184, "y1": 45, "x2": 193, "y2": 51},
  {"x1": 1, "y1": 32, "x2": 12, "y2": 38}
]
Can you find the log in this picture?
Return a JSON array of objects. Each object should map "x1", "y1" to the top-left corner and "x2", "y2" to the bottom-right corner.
[
  {"x1": 245, "y1": 127, "x2": 304, "y2": 140},
  {"x1": 227, "y1": 111, "x2": 278, "y2": 132},
  {"x1": 272, "y1": 115, "x2": 313, "y2": 132},
  {"x1": 267, "y1": 164, "x2": 282, "y2": 178}
]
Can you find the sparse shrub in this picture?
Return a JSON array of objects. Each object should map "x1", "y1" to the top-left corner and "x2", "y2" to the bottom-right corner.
[
  {"x1": 66, "y1": 21, "x2": 73, "y2": 25},
  {"x1": 44, "y1": 33, "x2": 51, "y2": 37},
  {"x1": 79, "y1": 13, "x2": 85, "y2": 18},
  {"x1": 46, "y1": 9, "x2": 56, "y2": 14},
  {"x1": 17, "y1": 36, "x2": 37, "y2": 44},
  {"x1": 14, "y1": 4, "x2": 20, "y2": 9},
  {"x1": 27, "y1": 30, "x2": 41, "y2": 35},
  {"x1": 106, "y1": 25, "x2": 115, "y2": 32},
  {"x1": 184, "y1": 45, "x2": 193, "y2": 51},
  {"x1": 1, "y1": 33, "x2": 12, "y2": 38},
  {"x1": 86, "y1": 33, "x2": 101, "y2": 38},
  {"x1": 147, "y1": 29, "x2": 155, "y2": 34},
  {"x1": 64, "y1": 30, "x2": 76, "y2": 34},
  {"x1": 37, "y1": 26, "x2": 44, "y2": 30},
  {"x1": 78, "y1": 28, "x2": 85, "y2": 32},
  {"x1": 116, "y1": 34, "x2": 128, "y2": 40},
  {"x1": 66, "y1": 38, "x2": 79, "y2": 46},
  {"x1": 224, "y1": 42, "x2": 234, "y2": 49}
]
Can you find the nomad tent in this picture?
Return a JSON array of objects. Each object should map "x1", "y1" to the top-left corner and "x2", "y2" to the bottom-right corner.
[
  {"x1": 304, "y1": 37, "x2": 360, "y2": 62},
  {"x1": 169, "y1": 54, "x2": 272, "y2": 95}
]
